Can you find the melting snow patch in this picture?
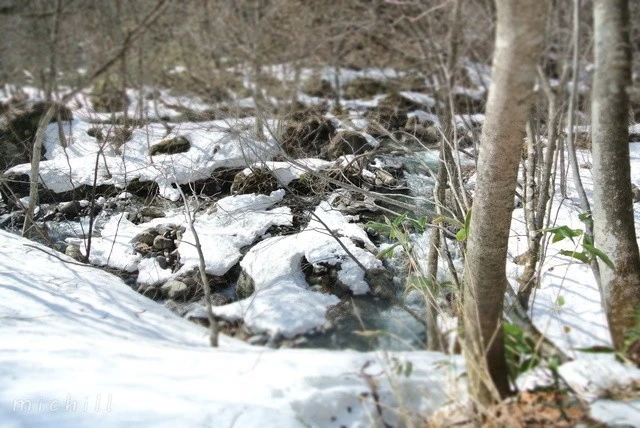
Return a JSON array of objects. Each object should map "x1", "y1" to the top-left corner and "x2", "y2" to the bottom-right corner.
[{"x1": 213, "y1": 202, "x2": 382, "y2": 338}]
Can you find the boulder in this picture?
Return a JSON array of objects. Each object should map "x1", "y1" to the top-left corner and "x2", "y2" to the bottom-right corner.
[
  {"x1": 279, "y1": 117, "x2": 336, "y2": 158},
  {"x1": 326, "y1": 130, "x2": 369, "y2": 158},
  {"x1": 161, "y1": 279, "x2": 189, "y2": 299},
  {"x1": 0, "y1": 101, "x2": 73, "y2": 170},
  {"x1": 135, "y1": 228, "x2": 158, "y2": 247},
  {"x1": 236, "y1": 270, "x2": 255, "y2": 299},
  {"x1": 153, "y1": 235, "x2": 174, "y2": 251},
  {"x1": 302, "y1": 75, "x2": 335, "y2": 98},
  {"x1": 90, "y1": 82, "x2": 130, "y2": 113},
  {"x1": 150, "y1": 136, "x2": 191, "y2": 156},
  {"x1": 342, "y1": 77, "x2": 388, "y2": 100},
  {"x1": 138, "y1": 206, "x2": 166, "y2": 219}
]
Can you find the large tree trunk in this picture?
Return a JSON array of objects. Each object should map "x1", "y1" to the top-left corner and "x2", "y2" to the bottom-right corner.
[
  {"x1": 592, "y1": 0, "x2": 640, "y2": 350},
  {"x1": 462, "y1": 0, "x2": 547, "y2": 405}
]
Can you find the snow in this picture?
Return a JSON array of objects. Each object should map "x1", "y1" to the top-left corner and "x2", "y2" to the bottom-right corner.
[
  {"x1": 81, "y1": 190, "x2": 293, "y2": 281},
  {"x1": 0, "y1": 228, "x2": 463, "y2": 427},
  {"x1": 211, "y1": 201, "x2": 383, "y2": 338},
  {"x1": 3, "y1": 69, "x2": 640, "y2": 425},
  {"x1": 239, "y1": 158, "x2": 333, "y2": 186},
  {"x1": 4, "y1": 118, "x2": 280, "y2": 202}
]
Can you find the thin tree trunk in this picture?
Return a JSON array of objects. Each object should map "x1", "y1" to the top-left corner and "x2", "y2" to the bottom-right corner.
[
  {"x1": 592, "y1": 0, "x2": 640, "y2": 349},
  {"x1": 463, "y1": 0, "x2": 547, "y2": 405}
]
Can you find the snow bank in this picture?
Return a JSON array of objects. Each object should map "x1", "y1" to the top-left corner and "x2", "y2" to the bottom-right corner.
[
  {"x1": 5, "y1": 119, "x2": 280, "y2": 201},
  {"x1": 80, "y1": 190, "x2": 292, "y2": 281},
  {"x1": 212, "y1": 202, "x2": 383, "y2": 338},
  {"x1": 0, "y1": 229, "x2": 463, "y2": 427}
]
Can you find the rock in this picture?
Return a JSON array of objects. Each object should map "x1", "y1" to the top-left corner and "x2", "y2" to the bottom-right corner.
[
  {"x1": 374, "y1": 169, "x2": 397, "y2": 187},
  {"x1": 156, "y1": 255, "x2": 169, "y2": 270},
  {"x1": 210, "y1": 293, "x2": 232, "y2": 306},
  {"x1": 279, "y1": 116, "x2": 336, "y2": 158},
  {"x1": 133, "y1": 242, "x2": 153, "y2": 255},
  {"x1": 365, "y1": 268, "x2": 395, "y2": 300},
  {"x1": 161, "y1": 279, "x2": 189, "y2": 299},
  {"x1": 138, "y1": 206, "x2": 165, "y2": 219},
  {"x1": 150, "y1": 136, "x2": 190, "y2": 156},
  {"x1": 326, "y1": 131, "x2": 369, "y2": 158},
  {"x1": 153, "y1": 235, "x2": 174, "y2": 251},
  {"x1": 342, "y1": 77, "x2": 388, "y2": 100},
  {"x1": 236, "y1": 270, "x2": 255, "y2": 299},
  {"x1": 59, "y1": 200, "x2": 81, "y2": 219},
  {"x1": 632, "y1": 184, "x2": 640, "y2": 203},
  {"x1": 135, "y1": 228, "x2": 158, "y2": 246},
  {"x1": 90, "y1": 81, "x2": 130, "y2": 113},
  {"x1": 138, "y1": 284, "x2": 162, "y2": 300},
  {"x1": 65, "y1": 244, "x2": 84, "y2": 262}
]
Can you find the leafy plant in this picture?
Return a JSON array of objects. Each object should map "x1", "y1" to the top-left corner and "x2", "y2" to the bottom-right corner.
[
  {"x1": 504, "y1": 322, "x2": 541, "y2": 383},
  {"x1": 367, "y1": 214, "x2": 428, "y2": 259},
  {"x1": 434, "y1": 209, "x2": 471, "y2": 242},
  {"x1": 543, "y1": 222, "x2": 614, "y2": 269}
]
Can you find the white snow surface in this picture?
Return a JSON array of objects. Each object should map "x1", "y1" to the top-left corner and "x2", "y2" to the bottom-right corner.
[
  {"x1": 0, "y1": 229, "x2": 463, "y2": 427},
  {"x1": 212, "y1": 202, "x2": 383, "y2": 338},
  {"x1": 83, "y1": 190, "x2": 292, "y2": 280},
  {"x1": 5, "y1": 118, "x2": 280, "y2": 201}
]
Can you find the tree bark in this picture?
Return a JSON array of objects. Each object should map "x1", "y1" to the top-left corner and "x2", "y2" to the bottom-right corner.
[
  {"x1": 463, "y1": 0, "x2": 547, "y2": 405},
  {"x1": 592, "y1": 0, "x2": 640, "y2": 349}
]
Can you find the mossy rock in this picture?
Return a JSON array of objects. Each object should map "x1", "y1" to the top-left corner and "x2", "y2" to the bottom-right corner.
[
  {"x1": 236, "y1": 270, "x2": 255, "y2": 299},
  {"x1": 342, "y1": 77, "x2": 388, "y2": 100},
  {"x1": 7, "y1": 101, "x2": 73, "y2": 142},
  {"x1": 279, "y1": 116, "x2": 336, "y2": 158},
  {"x1": 302, "y1": 75, "x2": 335, "y2": 98},
  {"x1": 326, "y1": 130, "x2": 369, "y2": 159},
  {"x1": 90, "y1": 82, "x2": 130, "y2": 113},
  {"x1": 281, "y1": 101, "x2": 328, "y2": 122},
  {"x1": 0, "y1": 101, "x2": 72, "y2": 170},
  {"x1": 150, "y1": 136, "x2": 191, "y2": 156},
  {"x1": 230, "y1": 168, "x2": 279, "y2": 195},
  {"x1": 452, "y1": 91, "x2": 485, "y2": 115},
  {"x1": 365, "y1": 92, "x2": 425, "y2": 132},
  {"x1": 403, "y1": 122, "x2": 440, "y2": 146}
]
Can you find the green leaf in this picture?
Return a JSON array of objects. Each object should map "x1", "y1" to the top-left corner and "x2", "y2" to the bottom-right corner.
[
  {"x1": 433, "y1": 216, "x2": 464, "y2": 229},
  {"x1": 543, "y1": 225, "x2": 583, "y2": 243},
  {"x1": 503, "y1": 322, "x2": 523, "y2": 338},
  {"x1": 578, "y1": 212, "x2": 593, "y2": 224},
  {"x1": 574, "y1": 346, "x2": 616, "y2": 354},
  {"x1": 404, "y1": 361, "x2": 413, "y2": 378},
  {"x1": 556, "y1": 295, "x2": 565, "y2": 307},
  {"x1": 559, "y1": 250, "x2": 591, "y2": 264},
  {"x1": 464, "y1": 209, "x2": 472, "y2": 233},
  {"x1": 366, "y1": 220, "x2": 391, "y2": 232},
  {"x1": 377, "y1": 243, "x2": 399, "y2": 259},
  {"x1": 455, "y1": 228, "x2": 467, "y2": 242},
  {"x1": 583, "y1": 242, "x2": 615, "y2": 270},
  {"x1": 411, "y1": 217, "x2": 428, "y2": 232}
]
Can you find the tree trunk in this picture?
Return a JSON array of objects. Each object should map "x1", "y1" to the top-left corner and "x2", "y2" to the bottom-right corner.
[
  {"x1": 592, "y1": 0, "x2": 640, "y2": 350},
  {"x1": 462, "y1": 0, "x2": 547, "y2": 405}
]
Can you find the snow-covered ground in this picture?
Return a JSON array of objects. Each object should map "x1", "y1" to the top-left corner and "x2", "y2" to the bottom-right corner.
[
  {"x1": 2, "y1": 70, "x2": 640, "y2": 425},
  {"x1": 0, "y1": 229, "x2": 463, "y2": 427}
]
